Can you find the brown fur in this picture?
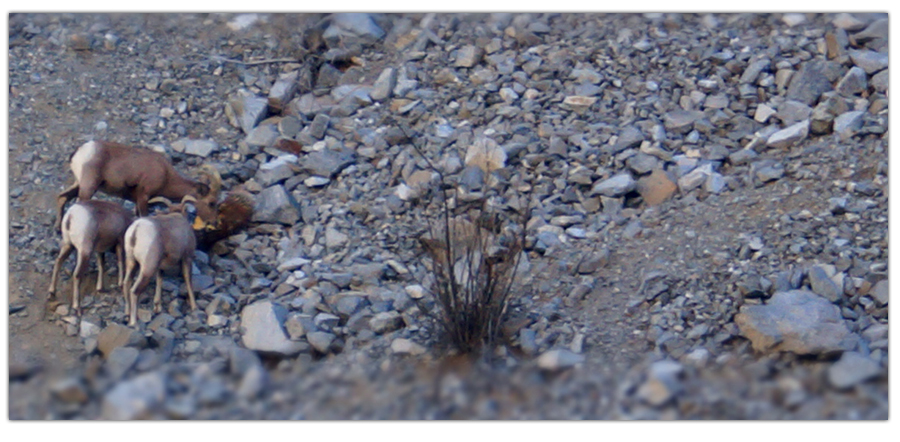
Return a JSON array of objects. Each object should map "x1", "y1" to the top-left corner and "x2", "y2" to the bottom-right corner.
[{"x1": 55, "y1": 141, "x2": 220, "y2": 232}]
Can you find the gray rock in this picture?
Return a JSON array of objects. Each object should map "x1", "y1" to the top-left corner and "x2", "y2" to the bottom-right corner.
[
  {"x1": 786, "y1": 60, "x2": 839, "y2": 105},
  {"x1": 172, "y1": 138, "x2": 218, "y2": 157},
  {"x1": 252, "y1": 185, "x2": 300, "y2": 225},
  {"x1": 810, "y1": 104, "x2": 835, "y2": 134},
  {"x1": 870, "y1": 279, "x2": 888, "y2": 306},
  {"x1": 455, "y1": 45, "x2": 483, "y2": 68},
  {"x1": 519, "y1": 329, "x2": 538, "y2": 355},
  {"x1": 835, "y1": 67, "x2": 868, "y2": 97},
  {"x1": 308, "y1": 114, "x2": 330, "y2": 140},
  {"x1": 370, "y1": 311, "x2": 403, "y2": 334},
  {"x1": 828, "y1": 351, "x2": 882, "y2": 389},
  {"x1": 240, "y1": 300, "x2": 307, "y2": 356},
  {"x1": 307, "y1": 331, "x2": 337, "y2": 353},
  {"x1": 245, "y1": 124, "x2": 280, "y2": 147},
  {"x1": 735, "y1": 290, "x2": 852, "y2": 355},
  {"x1": 637, "y1": 360, "x2": 684, "y2": 407},
  {"x1": 391, "y1": 338, "x2": 427, "y2": 355},
  {"x1": 754, "y1": 162, "x2": 784, "y2": 183},
  {"x1": 536, "y1": 349, "x2": 584, "y2": 370},
  {"x1": 102, "y1": 371, "x2": 166, "y2": 420},
  {"x1": 105, "y1": 346, "x2": 140, "y2": 380},
  {"x1": 728, "y1": 148, "x2": 758, "y2": 165},
  {"x1": 808, "y1": 266, "x2": 843, "y2": 302},
  {"x1": 833, "y1": 111, "x2": 865, "y2": 140},
  {"x1": 50, "y1": 376, "x2": 89, "y2": 404},
  {"x1": 577, "y1": 248, "x2": 609, "y2": 274},
  {"x1": 607, "y1": 126, "x2": 644, "y2": 154},
  {"x1": 370, "y1": 68, "x2": 396, "y2": 101},
  {"x1": 705, "y1": 172, "x2": 727, "y2": 194},
  {"x1": 268, "y1": 70, "x2": 299, "y2": 112},
  {"x1": 227, "y1": 90, "x2": 269, "y2": 134},
  {"x1": 832, "y1": 13, "x2": 868, "y2": 31},
  {"x1": 776, "y1": 100, "x2": 812, "y2": 125},
  {"x1": 324, "y1": 226, "x2": 349, "y2": 249},
  {"x1": 871, "y1": 69, "x2": 888, "y2": 93},
  {"x1": 323, "y1": 13, "x2": 385, "y2": 47},
  {"x1": 663, "y1": 110, "x2": 705, "y2": 134},
  {"x1": 740, "y1": 58, "x2": 770, "y2": 84},
  {"x1": 393, "y1": 68, "x2": 418, "y2": 97},
  {"x1": 853, "y1": 18, "x2": 888, "y2": 43},
  {"x1": 591, "y1": 173, "x2": 636, "y2": 197},
  {"x1": 849, "y1": 49, "x2": 888, "y2": 74},
  {"x1": 626, "y1": 152, "x2": 658, "y2": 175},
  {"x1": 255, "y1": 155, "x2": 296, "y2": 187},
  {"x1": 300, "y1": 149, "x2": 355, "y2": 178},
  {"x1": 766, "y1": 120, "x2": 809, "y2": 149},
  {"x1": 678, "y1": 163, "x2": 712, "y2": 192},
  {"x1": 97, "y1": 323, "x2": 143, "y2": 358}
]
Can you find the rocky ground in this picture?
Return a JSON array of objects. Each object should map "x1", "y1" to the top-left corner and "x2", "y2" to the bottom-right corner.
[{"x1": 7, "y1": 12, "x2": 889, "y2": 420}]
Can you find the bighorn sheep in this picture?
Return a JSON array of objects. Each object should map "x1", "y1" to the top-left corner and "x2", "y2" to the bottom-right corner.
[
  {"x1": 122, "y1": 195, "x2": 199, "y2": 326},
  {"x1": 48, "y1": 200, "x2": 134, "y2": 315},
  {"x1": 55, "y1": 140, "x2": 222, "y2": 232}
]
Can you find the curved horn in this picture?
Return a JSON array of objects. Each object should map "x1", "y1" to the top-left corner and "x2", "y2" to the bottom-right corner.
[
  {"x1": 198, "y1": 164, "x2": 222, "y2": 196},
  {"x1": 180, "y1": 194, "x2": 198, "y2": 205},
  {"x1": 148, "y1": 196, "x2": 174, "y2": 207}
]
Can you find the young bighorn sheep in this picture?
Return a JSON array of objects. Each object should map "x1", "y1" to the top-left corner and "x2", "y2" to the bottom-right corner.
[
  {"x1": 122, "y1": 195, "x2": 201, "y2": 326},
  {"x1": 48, "y1": 200, "x2": 134, "y2": 315},
  {"x1": 54, "y1": 140, "x2": 222, "y2": 232}
]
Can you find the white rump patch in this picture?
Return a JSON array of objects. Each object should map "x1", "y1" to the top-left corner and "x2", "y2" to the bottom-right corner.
[
  {"x1": 64, "y1": 203, "x2": 95, "y2": 252},
  {"x1": 70, "y1": 141, "x2": 99, "y2": 181}
]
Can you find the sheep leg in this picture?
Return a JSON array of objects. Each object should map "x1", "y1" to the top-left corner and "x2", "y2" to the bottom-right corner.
[
  {"x1": 95, "y1": 252, "x2": 105, "y2": 292},
  {"x1": 72, "y1": 250, "x2": 91, "y2": 316},
  {"x1": 122, "y1": 256, "x2": 138, "y2": 320},
  {"x1": 134, "y1": 190, "x2": 150, "y2": 217},
  {"x1": 182, "y1": 259, "x2": 197, "y2": 311},
  {"x1": 153, "y1": 273, "x2": 164, "y2": 314},
  {"x1": 116, "y1": 243, "x2": 125, "y2": 288},
  {"x1": 48, "y1": 242, "x2": 75, "y2": 300},
  {"x1": 128, "y1": 270, "x2": 153, "y2": 327},
  {"x1": 54, "y1": 184, "x2": 79, "y2": 231}
]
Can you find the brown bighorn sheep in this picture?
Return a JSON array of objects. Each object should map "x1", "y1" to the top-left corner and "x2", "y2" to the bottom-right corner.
[
  {"x1": 54, "y1": 140, "x2": 222, "y2": 232},
  {"x1": 48, "y1": 200, "x2": 134, "y2": 315},
  {"x1": 122, "y1": 195, "x2": 200, "y2": 326}
]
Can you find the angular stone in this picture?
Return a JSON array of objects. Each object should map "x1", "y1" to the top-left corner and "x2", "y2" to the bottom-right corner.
[
  {"x1": 591, "y1": 173, "x2": 636, "y2": 197},
  {"x1": 172, "y1": 139, "x2": 218, "y2": 158},
  {"x1": 240, "y1": 300, "x2": 306, "y2": 356},
  {"x1": 786, "y1": 60, "x2": 840, "y2": 105},
  {"x1": 677, "y1": 163, "x2": 712, "y2": 192},
  {"x1": 835, "y1": 67, "x2": 868, "y2": 97},
  {"x1": 370, "y1": 311, "x2": 403, "y2": 334},
  {"x1": 809, "y1": 265, "x2": 843, "y2": 302},
  {"x1": 391, "y1": 338, "x2": 427, "y2": 355},
  {"x1": 766, "y1": 120, "x2": 809, "y2": 149},
  {"x1": 871, "y1": 69, "x2": 888, "y2": 93},
  {"x1": 740, "y1": 58, "x2": 770, "y2": 84},
  {"x1": 828, "y1": 351, "x2": 882, "y2": 389},
  {"x1": 833, "y1": 111, "x2": 866, "y2": 141},
  {"x1": 244, "y1": 124, "x2": 280, "y2": 147},
  {"x1": 255, "y1": 155, "x2": 296, "y2": 187},
  {"x1": 455, "y1": 45, "x2": 483, "y2": 67},
  {"x1": 776, "y1": 100, "x2": 812, "y2": 126},
  {"x1": 227, "y1": 90, "x2": 269, "y2": 134},
  {"x1": 735, "y1": 290, "x2": 852, "y2": 355},
  {"x1": 300, "y1": 149, "x2": 355, "y2": 178},
  {"x1": 252, "y1": 185, "x2": 300, "y2": 226},
  {"x1": 268, "y1": 70, "x2": 300, "y2": 112},
  {"x1": 102, "y1": 371, "x2": 166, "y2": 420},
  {"x1": 536, "y1": 349, "x2": 584, "y2": 370},
  {"x1": 307, "y1": 331, "x2": 336, "y2": 353},
  {"x1": 848, "y1": 49, "x2": 888, "y2": 75},
  {"x1": 97, "y1": 323, "x2": 142, "y2": 358},
  {"x1": 663, "y1": 110, "x2": 705, "y2": 133},
  {"x1": 323, "y1": 13, "x2": 385, "y2": 47},
  {"x1": 832, "y1": 13, "x2": 868, "y2": 31},
  {"x1": 50, "y1": 376, "x2": 89, "y2": 404},
  {"x1": 870, "y1": 279, "x2": 888, "y2": 306},
  {"x1": 562, "y1": 96, "x2": 597, "y2": 107},
  {"x1": 324, "y1": 226, "x2": 349, "y2": 249},
  {"x1": 105, "y1": 346, "x2": 140, "y2": 381},
  {"x1": 370, "y1": 67, "x2": 396, "y2": 101},
  {"x1": 626, "y1": 152, "x2": 658, "y2": 175},
  {"x1": 636, "y1": 169, "x2": 677, "y2": 205}
]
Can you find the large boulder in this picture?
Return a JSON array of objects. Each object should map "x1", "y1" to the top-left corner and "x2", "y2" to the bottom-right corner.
[{"x1": 735, "y1": 290, "x2": 852, "y2": 356}]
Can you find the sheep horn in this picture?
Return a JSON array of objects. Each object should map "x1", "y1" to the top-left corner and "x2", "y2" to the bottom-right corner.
[
  {"x1": 180, "y1": 194, "x2": 198, "y2": 205},
  {"x1": 148, "y1": 196, "x2": 174, "y2": 207},
  {"x1": 198, "y1": 164, "x2": 222, "y2": 196}
]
